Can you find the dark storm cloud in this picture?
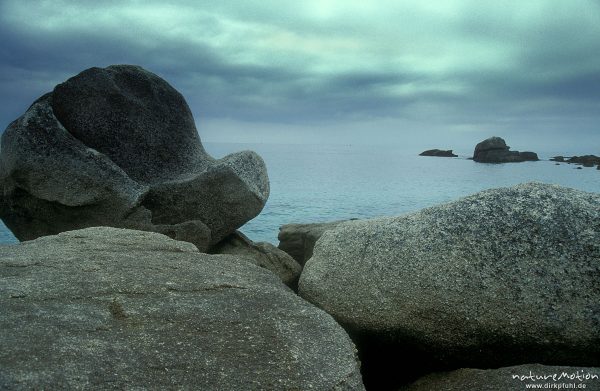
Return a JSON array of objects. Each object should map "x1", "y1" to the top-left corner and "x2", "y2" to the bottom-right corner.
[
  {"x1": 0, "y1": 18, "x2": 299, "y2": 124},
  {"x1": 1, "y1": 0, "x2": 599, "y2": 145}
]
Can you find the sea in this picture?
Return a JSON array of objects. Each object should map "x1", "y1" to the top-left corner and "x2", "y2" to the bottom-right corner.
[{"x1": 1, "y1": 142, "x2": 599, "y2": 246}]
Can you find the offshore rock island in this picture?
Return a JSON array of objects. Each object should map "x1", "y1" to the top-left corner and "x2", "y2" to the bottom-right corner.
[
  {"x1": 551, "y1": 155, "x2": 600, "y2": 169},
  {"x1": 418, "y1": 149, "x2": 458, "y2": 157},
  {"x1": 472, "y1": 136, "x2": 539, "y2": 163}
]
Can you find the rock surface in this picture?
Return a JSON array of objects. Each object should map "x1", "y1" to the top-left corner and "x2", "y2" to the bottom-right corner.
[
  {"x1": 419, "y1": 149, "x2": 458, "y2": 157},
  {"x1": 299, "y1": 183, "x2": 600, "y2": 372},
  {"x1": 551, "y1": 155, "x2": 600, "y2": 169},
  {"x1": 568, "y1": 155, "x2": 600, "y2": 168},
  {"x1": 210, "y1": 231, "x2": 302, "y2": 288},
  {"x1": 473, "y1": 136, "x2": 538, "y2": 163},
  {"x1": 0, "y1": 227, "x2": 364, "y2": 390},
  {"x1": 401, "y1": 364, "x2": 600, "y2": 391},
  {"x1": 0, "y1": 65, "x2": 269, "y2": 250},
  {"x1": 278, "y1": 220, "x2": 350, "y2": 265}
]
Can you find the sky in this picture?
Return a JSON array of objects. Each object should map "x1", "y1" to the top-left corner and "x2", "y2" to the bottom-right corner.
[{"x1": 1, "y1": 0, "x2": 599, "y2": 154}]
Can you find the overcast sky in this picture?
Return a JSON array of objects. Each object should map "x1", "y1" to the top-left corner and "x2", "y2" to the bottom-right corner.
[{"x1": 1, "y1": 0, "x2": 599, "y2": 154}]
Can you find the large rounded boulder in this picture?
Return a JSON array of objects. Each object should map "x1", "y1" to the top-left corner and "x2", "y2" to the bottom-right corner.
[
  {"x1": 0, "y1": 65, "x2": 269, "y2": 250},
  {"x1": 299, "y1": 183, "x2": 600, "y2": 385},
  {"x1": 0, "y1": 227, "x2": 364, "y2": 390}
]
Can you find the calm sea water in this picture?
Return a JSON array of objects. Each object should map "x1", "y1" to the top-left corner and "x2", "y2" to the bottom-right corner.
[{"x1": 1, "y1": 142, "x2": 599, "y2": 245}]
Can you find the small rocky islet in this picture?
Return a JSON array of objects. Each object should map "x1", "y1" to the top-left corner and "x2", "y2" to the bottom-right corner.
[
  {"x1": 472, "y1": 136, "x2": 539, "y2": 163},
  {"x1": 1, "y1": 65, "x2": 599, "y2": 390},
  {"x1": 551, "y1": 155, "x2": 600, "y2": 170},
  {"x1": 418, "y1": 149, "x2": 458, "y2": 157}
]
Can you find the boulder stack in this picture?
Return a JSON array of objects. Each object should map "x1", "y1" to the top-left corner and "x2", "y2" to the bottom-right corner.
[{"x1": 0, "y1": 65, "x2": 269, "y2": 251}]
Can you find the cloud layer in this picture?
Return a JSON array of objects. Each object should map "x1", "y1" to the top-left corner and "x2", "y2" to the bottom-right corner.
[{"x1": 1, "y1": 0, "x2": 599, "y2": 151}]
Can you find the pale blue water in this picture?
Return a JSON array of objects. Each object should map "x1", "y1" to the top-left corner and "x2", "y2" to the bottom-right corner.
[{"x1": 1, "y1": 143, "x2": 599, "y2": 245}]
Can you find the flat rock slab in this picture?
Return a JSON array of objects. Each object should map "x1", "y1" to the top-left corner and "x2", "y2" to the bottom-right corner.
[
  {"x1": 401, "y1": 364, "x2": 600, "y2": 391},
  {"x1": 299, "y1": 183, "x2": 600, "y2": 369},
  {"x1": 0, "y1": 227, "x2": 364, "y2": 390}
]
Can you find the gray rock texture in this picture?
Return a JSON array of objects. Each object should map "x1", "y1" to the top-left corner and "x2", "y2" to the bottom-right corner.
[
  {"x1": 211, "y1": 231, "x2": 302, "y2": 288},
  {"x1": 570, "y1": 155, "x2": 600, "y2": 167},
  {"x1": 566, "y1": 155, "x2": 600, "y2": 168},
  {"x1": 401, "y1": 364, "x2": 600, "y2": 391},
  {"x1": 419, "y1": 149, "x2": 457, "y2": 157},
  {"x1": 0, "y1": 227, "x2": 364, "y2": 390},
  {"x1": 552, "y1": 155, "x2": 600, "y2": 169},
  {"x1": 278, "y1": 220, "x2": 350, "y2": 265},
  {"x1": 299, "y1": 183, "x2": 600, "y2": 369},
  {"x1": 473, "y1": 136, "x2": 539, "y2": 163},
  {"x1": 0, "y1": 65, "x2": 269, "y2": 250}
]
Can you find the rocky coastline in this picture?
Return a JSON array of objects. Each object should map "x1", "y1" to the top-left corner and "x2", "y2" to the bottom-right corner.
[
  {"x1": 2, "y1": 183, "x2": 599, "y2": 390},
  {"x1": 1, "y1": 66, "x2": 599, "y2": 390}
]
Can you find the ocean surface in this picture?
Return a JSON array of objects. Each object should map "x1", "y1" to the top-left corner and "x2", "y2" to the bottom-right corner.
[{"x1": 1, "y1": 142, "x2": 599, "y2": 246}]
